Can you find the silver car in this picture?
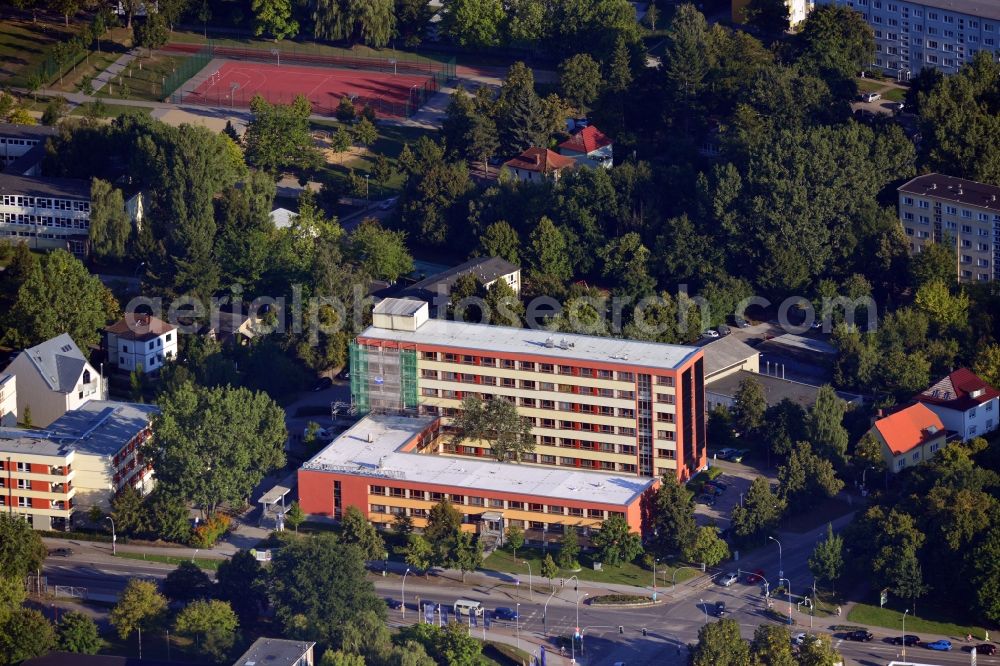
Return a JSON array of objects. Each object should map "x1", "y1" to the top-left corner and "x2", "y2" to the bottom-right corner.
[{"x1": 720, "y1": 573, "x2": 738, "y2": 586}]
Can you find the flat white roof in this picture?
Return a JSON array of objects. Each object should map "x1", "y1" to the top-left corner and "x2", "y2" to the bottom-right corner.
[
  {"x1": 359, "y1": 319, "x2": 700, "y2": 371},
  {"x1": 302, "y1": 415, "x2": 655, "y2": 506}
]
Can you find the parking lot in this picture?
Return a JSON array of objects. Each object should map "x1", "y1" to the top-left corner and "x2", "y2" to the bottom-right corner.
[{"x1": 693, "y1": 457, "x2": 777, "y2": 530}]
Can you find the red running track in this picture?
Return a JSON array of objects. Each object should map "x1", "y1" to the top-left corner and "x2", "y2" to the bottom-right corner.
[{"x1": 183, "y1": 61, "x2": 432, "y2": 117}]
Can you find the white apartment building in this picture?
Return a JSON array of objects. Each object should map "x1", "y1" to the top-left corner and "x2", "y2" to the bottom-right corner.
[
  {"x1": 0, "y1": 374, "x2": 15, "y2": 427},
  {"x1": 0, "y1": 173, "x2": 91, "y2": 255},
  {"x1": 0, "y1": 123, "x2": 57, "y2": 170},
  {"x1": 916, "y1": 368, "x2": 999, "y2": 441},
  {"x1": 813, "y1": 0, "x2": 1000, "y2": 76},
  {"x1": 3, "y1": 333, "x2": 105, "y2": 428},
  {"x1": 897, "y1": 173, "x2": 1000, "y2": 282},
  {"x1": 104, "y1": 314, "x2": 178, "y2": 374},
  {"x1": 733, "y1": 0, "x2": 814, "y2": 27},
  {"x1": 0, "y1": 400, "x2": 158, "y2": 530}
]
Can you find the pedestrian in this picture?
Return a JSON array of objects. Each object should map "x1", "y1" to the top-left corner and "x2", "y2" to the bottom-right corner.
[{"x1": 836, "y1": 606, "x2": 842, "y2": 617}]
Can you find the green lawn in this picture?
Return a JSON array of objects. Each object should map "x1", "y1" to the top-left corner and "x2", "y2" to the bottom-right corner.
[
  {"x1": 848, "y1": 602, "x2": 989, "y2": 639},
  {"x1": 483, "y1": 546, "x2": 696, "y2": 589},
  {"x1": 855, "y1": 79, "x2": 907, "y2": 103},
  {"x1": 0, "y1": 19, "x2": 82, "y2": 87},
  {"x1": 311, "y1": 120, "x2": 432, "y2": 195},
  {"x1": 114, "y1": 551, "x2": 224, "y2": 571},
  {"x1": 69, "y1": 101, "x2": 153, "y2": 119},
  {"x1": 96, "y1": 53, "x2": 191, "y2": 102}
]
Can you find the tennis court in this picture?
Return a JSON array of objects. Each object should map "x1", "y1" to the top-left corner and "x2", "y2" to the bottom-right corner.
[{"x1": 182, "y1": 60, "x2": 432, "y2": 117}]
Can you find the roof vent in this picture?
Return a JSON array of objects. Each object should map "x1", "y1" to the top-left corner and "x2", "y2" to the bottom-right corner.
[
  {"x1": 545, "y1": 337, "x2": 555, "y2": 348},
  {"x1": 991, "y1": 195, "x2": 997, "y2": 202},
  {"x1": 930, "y1": 183, "x2": 937, "y2": 190},
  {"x1": 559, "y1": 338, "x2": 570, "y2": 350},
  {"x1": 957, "y1": 186, "x2": 964, "y2": 195},
  {"x1": 367, "y1": 432, "x2": 375, "y2": 443},
  {"x1": 971, "y1": 388, "x2": 985, "y2": 398},
  {"x1": 926, "y1": 425, "x2": 939, "y2": 434}
]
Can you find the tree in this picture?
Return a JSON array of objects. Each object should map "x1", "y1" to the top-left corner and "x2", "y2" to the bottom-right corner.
[
  {"x1": 797, "y1": 633, "x2": 843, "y2": 666},
  {"x1": 599, "y1": 232, "x2": 655, "y2": 300},
  {"x1": 691, "y1": 618, "x2": 751, "y2": 666},
  {"x1": 750, "y1": 624, "x2": 796, "y2": 666},
  {"x1": 663, "y1": 4, "x2": 711, "y2": 128},
  {"x1": 321, "y1": 651, "x2": 366, "y2": 666},
  {"x1": 528, "y1": 217, "x2": 572, "y2": 282},
  {"x1": 807, "y1": 386, "x2": 849, "y2": 461},
  {"x1": 797, "y1": 5, "x2": 874, "y2": 95},
  {"x1": 402, "y1": 533, "x2": 434, "y2": 574},
  {"x1": 352, "y1": 117, "x2": 378, "y2": 149},
  {"x1": 732, "y1": 377, "x2": 766, "y2": 436},
  {"x1": 336, "y1": 96, "x2": 356, "y2": 123},
  {"x1": 606, "y1": 35, "x2": 632, "y2": 93},
  {"x1": 744, "y1": 0, "x2": 789, "y2": 37},
  {"x1": 146, "y1": 490, "x2": 191, "y2": 543},
  {"x1": 450, "y1": 395, "x2": 534, "y2": 462},
  {"x1": 454, "y1": 531, "x2": 483, "y2": 583},
  {"x1": 441, "y1": 0, "x2": 503, "y2": 47},
  {"x1": 4, "y1": 249, "x2": 119, "y2": 351},
  {"x1": 56, "y1": 611, "x2": 102, "y2": 654},
  {"x1": 146, "y1": 382, "x2": 286, "y2": 516},
  {"x1": 251, "y1": 0, "x2": 298, "y2": 39},
  {"x1": 730, "y1": 477, "x2": 785, "y2": 544},
  {"x1": 133, "y1": 13, "x2": 168, "y2": 55},
  {"x1": 559, "y1": 53, "x2": 602, "y2": 112},
  {"x1": 540, "y1": 553, "x2": 559, "y2": 585},
  {"x1": 483, "y1": 278, "x2": 524, "y2": 328},
  {"x1": 89, "y1": 178, "x2": 132, "y2": 262},
  {"x1": 285, "y1": 501, "x2": 305, "y2": 533},
  {"x1": 341, "y1": 505, "x2": 386, "y2": 561},
  {"x1": 111, "y1": 484, "x2": 148, "y2": 537},
  {"x1": 910, "y1": 241, "x2": 956, "y2": 288},
  {"x1": 0, "y1": 609, "x2": 56, "y2": 665},
  {"x1": 914, "y1": 280, "x2": 969, "y2": 330},
  {"x1": 558, "y1": 525, "x2": 580, "y2": 570},
  {"x1": 371, "y1": 153, "x2": 395, "y2": 196},
  {"x1": 649, "y1": 476, "x2": 697, "y2": 558},
  {"x1": 349, "y1": 219, "x2": 414, "y2": 282},
  {"x1": 215, "y1": 549, "x2": 268, "y2": 625},
  {"x1": 777, "y1": 443, "x2": 844, "y2": 511},
  {"x1": 0, "y1": 513, "x2": 47, "y2": 579},
  {"x1": 0, "y1": 242, "x2": 38, "y2": 321},
  {"x1": 392, "y1": 512, "x2": 414, "y2": 538},
  {"x1": 498, "y1": 62, "x2": 546, "y2": 155},
  {"x1": 395, "y1": 0, "x2": 432, "y2": 46},
  {"x1": 505, "y1": 523, "x2": 525, "y2": 559},
  {"x1": 973, "y1": 343, "x2": 1000, "y2": 390},
  {"x1": 479, "y1": 221, "x2": 520, "y2": 264},
  {"x1": 41, "y1": 97, "x2": 68, "y2": 125},
  {"x1": 244, "y1": 95, "x2": 318, "y2": 174},
  {"x1": 808, "y1": 523, "x2": 844, "y2": 593},
  {"x1": 174, "y1": 599, "x2": 238, "y2": 661},
  {"x1": 465, "y1": 114, "x2": 499, "y2": 176},
  {"x1": 110, "y1": 579, "x2": 167, "y2": 640},
  {"x1": 424, "y1": 499, "x2": 463, "y2": 567},
  {"x1": 270, "y1": 534, "x2": 386, "y2": 649},
  {"x1": 163, "y1": 561, "x2": 212, "y2": 603},
  {"x1": 686, "y1": 526, "x2": 730, "y2": 567},
  {"x1": 591, "y1": 515, "x2": 643, "y2": 566}
]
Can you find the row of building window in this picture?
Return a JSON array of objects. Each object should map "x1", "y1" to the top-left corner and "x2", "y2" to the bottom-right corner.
[
  {"x1": 367, "y1": 487, "x2": 625, "y2": 518},
  {"x1": 853, "y1": 0, "x2": 997, "y2": 27},
  {"x1": 1, "y1": 213, "x2": 90, "y2": 229},
  {"x1": 0, "y1": 495, "x2": 68, "y2": 509},
  {"x1": 1, "y1": 196, "x2": 90, "y2": 212},
  {"x1": 0, "y1": 137, "x2": 42, "y2": 146}
]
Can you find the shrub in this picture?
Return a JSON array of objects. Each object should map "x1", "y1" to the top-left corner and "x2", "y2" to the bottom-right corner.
[
  {"x1": 189, "y1": 514, "x2": 231, "y2": 548},
  {"x1": 588, "y1": 594, "x2": 654, "y2": 605}
]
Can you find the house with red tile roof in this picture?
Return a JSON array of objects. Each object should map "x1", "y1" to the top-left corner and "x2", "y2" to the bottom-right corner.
[
  {"x1": 914, "y1": 368, "x2": 999, "y2": 441},
  {"x1": 870, "y1": 403, "x2": 952, "y2": 473},
  {"x1": 503, "y1": 147, "x2": 575, "y2": 182},
  {"x1": 558, "y1": 125, "x2": 613, "y2": 169}
]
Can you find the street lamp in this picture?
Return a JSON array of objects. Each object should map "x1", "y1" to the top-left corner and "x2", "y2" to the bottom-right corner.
[
  {"x1": 106, "y1": 516, "x2": 116, "y2": 555},
  {"x1": 699, "y1": 598, "x2": 709, "y2": 623},
  {"x1": 401, "y1": 568, "x2": 410, "y2": 619},
  {"x1": 364, "y1": 174, "x2": 370, "y2": 209},
  {"x1": 902, "y1": 609, "x2": 909, "y2": 661},
  {"x1": 653, "y1": 557, "x2": 658, "y2": 591},
  {"x1": 779, "y1": 578, "x2": 793, "y2": 624},
  {"x1": 542, "y1": 586, "x2": 557, "y2": 634},
  {"x1": 769, "y1": 536, "x2": 783, "y2": 580},
  {"x1": 522, "y1": 560, "x2": 533, "y2": 599},
  {"x1": 515, "y1": 603, "x2": 521, "y2": 650}
]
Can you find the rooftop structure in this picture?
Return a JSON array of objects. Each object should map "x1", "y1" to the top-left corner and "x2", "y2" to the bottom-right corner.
[
  {"x1": 503, "y1": 147, "x2": 576, "y2": 181},
  {"x1": 898, "y1": 173, "x2": 1000, "y2": 212},
  {"x1": 233, "y1": 638, "x2": 316, "y2": 666},
  {"x1": 0, "y1": 122, "x2": 59, "y2": 142},
  {"x1": 0, "y1": 172, "x2": 91, "y2": 200},
  {"x1": 918, "y1": 368, "x2": 1000, "y2": 410},
  {"x1": 105, "y1": 313, "x2": 176, "y2": 342},
  {"x1": 701, "y1": 335, "x2": 760, "y2": 380},
  {"x1": 400, "y1": 256, "x2": 521, "y2": 304},
  {"x1": 304, "y1": 414, "x2": 655, "y2": 505},
  {"x1": 874, "y1": 402, "x2": 946, "y2": 456},
  {"x1": 558, "y1": 125, "x2": 613, "y2": 155},
  {"x1": 705, "y1": 369, "x2": 862, "y2": 411}
]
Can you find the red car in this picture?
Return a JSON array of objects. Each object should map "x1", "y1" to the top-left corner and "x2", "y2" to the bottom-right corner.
[{"x1": 745, "y1": 569, "x2": 765, "y2": 584}]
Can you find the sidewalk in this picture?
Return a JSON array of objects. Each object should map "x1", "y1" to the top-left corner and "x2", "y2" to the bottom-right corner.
[{"x1": 91, "y1": 49, "x2": 138, "y2": 93}]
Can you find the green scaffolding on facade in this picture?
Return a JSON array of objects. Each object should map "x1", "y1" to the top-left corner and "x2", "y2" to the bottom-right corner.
[{"x1": 349, "y1": 343, "x2": 417, "y2": 415}]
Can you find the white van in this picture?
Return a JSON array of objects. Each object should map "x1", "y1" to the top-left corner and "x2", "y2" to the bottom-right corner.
[
  {"x1": 860, "y1": 92, "x2": 881, "y2": 103},
  {"x1": 453, "y1": 599, "x2": 483, "y2": 617}
]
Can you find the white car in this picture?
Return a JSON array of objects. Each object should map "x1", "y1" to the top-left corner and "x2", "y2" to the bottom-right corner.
[
  {"x1": 860, "y1": 92, "x2": 881, "y2": 103},
  {"x1": 720, "y1": 573, "x2": 738, "y2": 587},
  {"x1": 792, "y1": 633, "x2": 807, "y2": 646},
  {"x1": 701, "y1": 329, "x2": 720, "y2": 339},
  {"x1": 377, "y1": 196, "x2": 398, "y2": 210}
]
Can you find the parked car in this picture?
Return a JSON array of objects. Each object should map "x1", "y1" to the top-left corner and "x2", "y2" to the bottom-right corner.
[
  {"x1": 48, "y1": 548, "x2": 73, "y2": 557},
  {"x1": 925, "y1": 640, "x2": 952, "y2": 651},
  {"x1": 419, "y1": 600, "x2": 440, "y2": 614},
  {"x1": 887, "y1": 101, "x2": 905, "y2": 112},
  {"x1": 719, "y1": 573, "x2": 738, "y2": 587},
  {"x1": 891, "y1": 635, "x2": 921, "y2": 646},
  {"x1": 701, "y1": 329, "x2": 720, "y2": 339},
  {"x1": 312, "y1": 377, "x2": 333, "y2": 392},
  {"x1": 733, "y1": 316, "x2": 750, "y2": 328},
  {"x1": 716, "y1": 448, "x2": 738, "y2": 460},
  {"x1": 337, "y1": 368, "x2": 350, "y2": 380},
  {"x1": 697, "y1": 494, "x2": 716, "y2": 506},
  {"x1": 493, "y1": 607, "x2": 518, "y2": 621},
  {"x1": 847, "y1": 630, "x2": 873, "y2": 642},
  {"x1": 717, "y1": 324, "x2": 731, "y2": 336},
  {"x1": 744, "y1": 569, "x2": 765, "y2": 584},
  {"x1": 969, "y1": 644, "x2": 998, "y2": 655},
  {"x1": 703, "y1": 483, "x2": 724, "y2": 496},
  {"x1": 727, "y1": 450, "x2": 745, "y2": 463},
  {"x1": 715, "y1": 601, "x2": 727, "y2": 617},
  {"x1": 384, "y1": 597, "x2": 403, "y2": 610},
  {"x1": 708, "y1": 480, "x2": 728, "y2": 492},
  {"x1": 860, "y1": 92, "x2": 882, "y2": 102}
]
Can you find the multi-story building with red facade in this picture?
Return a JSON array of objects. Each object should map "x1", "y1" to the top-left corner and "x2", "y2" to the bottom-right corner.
[
  {"x1": 298, "y1": 299, "x2": 706, "y2": 538},
  {"x1": 0, "y1": 400, "x2": 157, "y2": 530}
]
